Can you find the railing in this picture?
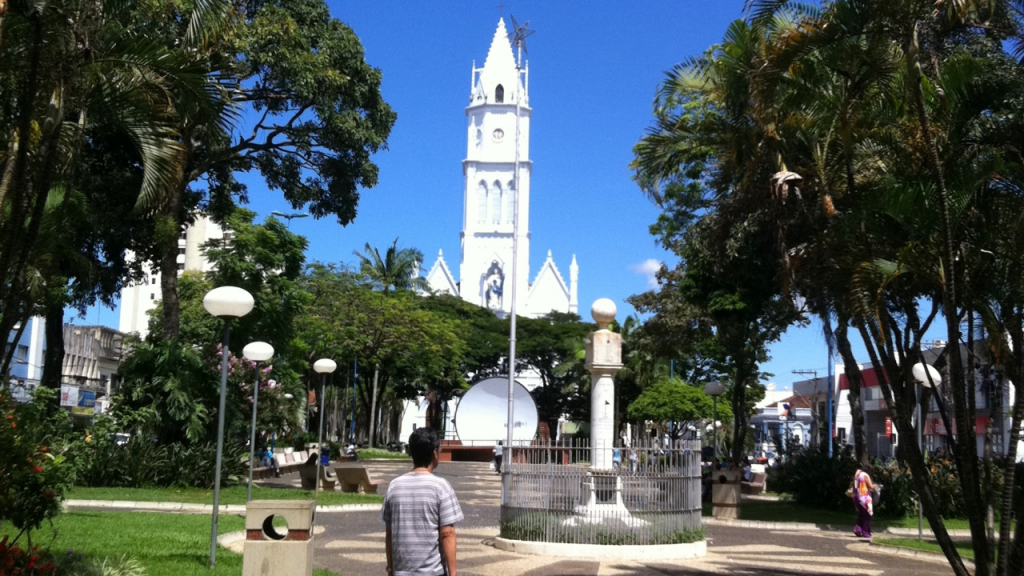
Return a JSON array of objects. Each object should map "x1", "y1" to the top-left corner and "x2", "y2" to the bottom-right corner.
[{"x1": 500, "y1": 438, "x2": 704, "y2": 546}]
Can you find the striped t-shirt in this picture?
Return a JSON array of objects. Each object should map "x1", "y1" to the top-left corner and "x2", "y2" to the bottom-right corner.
[{"x1": 380, "y1": 471, "x2": 464, "y2": 576}]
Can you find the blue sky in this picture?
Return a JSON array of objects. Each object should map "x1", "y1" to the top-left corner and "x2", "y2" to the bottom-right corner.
[{"x1": 77, "y1": 1, "x2": 946, "y2": 391}]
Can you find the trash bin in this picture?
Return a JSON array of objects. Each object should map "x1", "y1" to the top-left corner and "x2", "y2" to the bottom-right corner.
[
  {"x1": 243, "y1": 500, "x2": 316, "y2": 576},
  {"x1": 711, "y1": 468, "x2": 742, "y2": 520}
]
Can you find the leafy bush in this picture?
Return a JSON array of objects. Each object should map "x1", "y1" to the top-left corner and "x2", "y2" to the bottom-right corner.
[
  {"x1": 0, "y1": 538, "x2": 143, "y2": 576},
  {"x1": 872, "y1": 460, "x2": 917, "y2": 518},
  {"x1": 768, "y1": 446, "x2": 1024, "y2": 520},
  {"x1": 0, "y1": 389, "x2": 74, "y2": 535},
  {"x1": 767, "y1": 445, "x2": 860, "y2": 511},
  {"x1": 70, "y1": 430, "x2": 246, "y2": 489},
  {"x1": 500, "y1": 511, "x2": 705, "y2": 545}
]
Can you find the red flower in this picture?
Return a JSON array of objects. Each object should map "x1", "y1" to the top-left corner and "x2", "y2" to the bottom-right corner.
[{"x1": 33, "y1": 466, "x2": 42, "y2": 473}]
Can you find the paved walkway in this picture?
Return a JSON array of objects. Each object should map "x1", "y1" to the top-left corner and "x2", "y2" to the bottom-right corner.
[{"x1": 309, "y1": 462, "x2": 953, "y2": 576}]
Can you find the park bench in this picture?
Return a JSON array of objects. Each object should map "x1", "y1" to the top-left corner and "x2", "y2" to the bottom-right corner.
[
  {"x1": 299, "y1": 459, "x2": 336, "y2": 491},
  {"x1": 741, "y1": 471, "x2": 767, "y2": 495},
  {"x1": 252, "y1": 450, "x2": 308, "y2": 479},
  {"x1": 335, "y1": 466, "x2": 385, "y2": 494}
]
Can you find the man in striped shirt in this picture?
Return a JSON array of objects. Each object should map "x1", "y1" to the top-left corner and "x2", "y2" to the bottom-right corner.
[{"x1": 381, "y1": 427, "x2": 464, "y2": 576}]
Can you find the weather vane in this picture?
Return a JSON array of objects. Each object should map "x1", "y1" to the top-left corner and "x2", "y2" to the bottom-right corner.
[
  {"x1": 509, "y1": 13, "x2": 535, "y2": 58},
  {"x1": 497, "y1": 1, "x2": 507, "y2": 16}
]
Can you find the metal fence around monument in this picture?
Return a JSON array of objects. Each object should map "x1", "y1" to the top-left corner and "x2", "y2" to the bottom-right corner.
[{"x1": 499, "y1": 438, "x2": 703, "y2": 546}]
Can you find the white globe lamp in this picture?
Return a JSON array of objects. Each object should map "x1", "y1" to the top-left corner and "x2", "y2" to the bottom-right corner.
[
  {"x1": 704, "y1": 380, "x2": 725, "y2": 462},
  {"x1": 203, "y1": 286, "x2": 254, "y2": 319},
  {"x1": 912, "y1": 363, "x2": 941, "y2": 388}
]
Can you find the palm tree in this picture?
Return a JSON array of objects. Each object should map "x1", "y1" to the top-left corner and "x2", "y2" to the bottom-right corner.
[
  {"x1": 354, "y1": 238, "x2": 428, "y2": 294},
  {"x1": 352, "y1": 238, "x2": 427, "y2": 446},
  {"x1": 0, "y1": 0, "x2": 230, "y2": 376}
]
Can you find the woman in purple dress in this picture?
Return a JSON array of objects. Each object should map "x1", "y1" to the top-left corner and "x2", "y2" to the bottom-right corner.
[{"x1": 853, "y1": 464, "x2": 878, "y2": 538}]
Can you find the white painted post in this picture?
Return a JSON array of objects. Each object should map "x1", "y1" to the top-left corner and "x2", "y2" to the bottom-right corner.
[{"x1": 586, "y1": 299, "x2": 622, "y2": 471}]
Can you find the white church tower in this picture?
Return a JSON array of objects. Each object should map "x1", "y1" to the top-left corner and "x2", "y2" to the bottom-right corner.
[{"x1": 425, "y1": 18, "x2": 577, "y2": 318}]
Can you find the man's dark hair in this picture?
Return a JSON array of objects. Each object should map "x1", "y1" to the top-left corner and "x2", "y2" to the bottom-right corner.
[{"x1": 409, "y1": 427, "x2": 440, "y2": 468}]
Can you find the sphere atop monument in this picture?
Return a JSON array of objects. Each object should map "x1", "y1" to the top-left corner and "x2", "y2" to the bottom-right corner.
[{"x1": 591, "y1": 298, "x2": 617, "y2": 329}]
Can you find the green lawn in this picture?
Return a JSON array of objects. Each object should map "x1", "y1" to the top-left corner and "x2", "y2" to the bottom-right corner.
[
  {"x1": 357, "y1": 448, "x2": 411, "y2": 460},
  {"x1": 875, "y1": 537, "x2": 975, "y2": 560},
  {"x1": 0, "y1": 511, "x2": 341, "y2": 576},
  {"x1": 68, "y1": 484, "x2": 383, "y2": 506},
  {"x1": 702, "y1": 500, "x2": 975, "y2": 530}
]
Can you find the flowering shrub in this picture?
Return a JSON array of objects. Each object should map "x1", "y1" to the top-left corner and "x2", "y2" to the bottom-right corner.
[
  {"x1": 0, "y1": 389, "x2": 73, "y2": 535},
  {"x1": 0, "y1": 538, "x2": 142, "y2": 576},
  {"x1": 207, "y1": 344, "x2": 297, "y2": 438}
]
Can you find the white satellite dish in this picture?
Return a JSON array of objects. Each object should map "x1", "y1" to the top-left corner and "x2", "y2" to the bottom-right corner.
[{"x1": 454, "y1": 377, "x2": 538, "y2": 443}]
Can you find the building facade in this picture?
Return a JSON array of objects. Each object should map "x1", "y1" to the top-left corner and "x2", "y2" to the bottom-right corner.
[
  {"x1": 118, "y1": 216, "x2": 225, "y2": 338},
  {"x1": 424, "y1": 18, "x2": 578, "y2": 319},
  {"x1": 5, "y1": 316, "x2": 46, "y2": 401}
]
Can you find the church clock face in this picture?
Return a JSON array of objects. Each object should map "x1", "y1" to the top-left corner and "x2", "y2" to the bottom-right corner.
[{"x1": 492, "y1": 128, "x2": 504, "y2": 143}]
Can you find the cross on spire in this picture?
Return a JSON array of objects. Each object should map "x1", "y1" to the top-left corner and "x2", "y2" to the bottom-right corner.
[{"x1": 497, "y1": 1, "x2": 507, "y2": 16}]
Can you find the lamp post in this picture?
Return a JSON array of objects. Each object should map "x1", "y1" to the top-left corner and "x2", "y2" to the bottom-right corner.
[
  {"x1": 912, "y1": 361, "x2": 940, "y2": 541},
  {"x1": 313, "y1": 358, "x2": 337, "y2": 503},
  {"x1": 704, "y1": 380, "x2": 726, "y2": 461},
  {"x1": 203, "y1": 286, "x2": 254, "y2": 569},
  {"x1": 242, "y1": 341, "x2": 275, "y2": 503}
]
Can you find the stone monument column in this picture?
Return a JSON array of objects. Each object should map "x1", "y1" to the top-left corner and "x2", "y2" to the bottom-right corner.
[{"x1": 585, "y1": 298, "x2": 622, "y2": 471}]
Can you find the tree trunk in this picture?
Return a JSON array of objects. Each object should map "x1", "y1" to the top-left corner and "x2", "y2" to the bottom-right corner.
[
  {"x1": 997, "y1": 321, "x2": 1024, "y2": 576},
  {"x1": 905, "y1": 27, "x2": 991, "y2": 574},
  {"x1": 40, "y1": 303, "x2": 65, "y2": 394},
  {"x1": 857, "y1": 320, "x2": 972, "y2": 576},
  {"x1": 159, "y1": 185, "x2": 185, "y2": 340},
  {"x1": 368, "y1": 367, "x2": 379, "y2": 448},
  {"x1": 835, "y1": 320, "x2": 868, "y2": 464},
  {"x1": 731, "y1": 364, "x2": 750, "y2": 463}
]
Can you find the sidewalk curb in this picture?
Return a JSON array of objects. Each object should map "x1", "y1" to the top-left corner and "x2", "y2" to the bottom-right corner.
[
  {"x1": 703, "y1": 517, "x2": 971, "y2": 537},
  {"x1": 64, "y1": 499, "x2": 382, "y2": 515},
  {"x1": 857, "y1": 542, "x2": 975, "y2": 570}
]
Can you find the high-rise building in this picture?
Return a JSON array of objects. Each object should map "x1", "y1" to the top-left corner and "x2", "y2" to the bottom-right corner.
[{"x1": 118, "y1": 216, "x2": 225, "y2": 338}]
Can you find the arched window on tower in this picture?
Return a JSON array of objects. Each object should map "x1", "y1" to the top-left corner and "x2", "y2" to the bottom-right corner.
[
  {"x1": 477, "y1": 181, "x2": 488, "y2": 223},
  {"x1": 495, "y1": 84, "x2": 504, "y2": 103},
  {"x1": 504, "y1": 180, "x2": 515, "y2": 223},
  {"x1": 491, "y1": 181, "x2": 503, "y2": 224}
]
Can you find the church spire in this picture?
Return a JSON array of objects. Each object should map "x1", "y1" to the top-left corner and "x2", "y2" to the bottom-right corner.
[{"x1": 483, "y1": 18, "x2": 516, "y2": 72}]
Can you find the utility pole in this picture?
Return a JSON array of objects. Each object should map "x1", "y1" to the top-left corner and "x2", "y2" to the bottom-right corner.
[{"x1": 791, "y1": 369, "x2": 818, "y2": 448}]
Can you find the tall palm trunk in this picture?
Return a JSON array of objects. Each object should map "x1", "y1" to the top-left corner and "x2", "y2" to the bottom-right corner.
[
  {"x1": 905, "y1": 25, "x2": 989, "y2": 574},
  {"x1": 159, "y1": 179, "x2": 186, "y2": 340},
  {"x1": 835, "y1": 319, "x2": 868, "y2": 464},
  {"x1": 40, "y1": 302, "x2": 65, "y2": 393}
]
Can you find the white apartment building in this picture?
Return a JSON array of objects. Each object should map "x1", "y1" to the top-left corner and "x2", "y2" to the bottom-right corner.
[{"x1": 118, "y1": 216, "x2": 225, "y2": 338}]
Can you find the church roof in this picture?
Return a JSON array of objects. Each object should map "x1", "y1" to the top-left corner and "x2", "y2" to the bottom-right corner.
[
  {"x1": 528, "y1": 250, "x2": 570, "y2": 301},
  {"x1": 483, "y1": 18, "x2": 516, "y2": 72},
  {"x1": 425, "y1": 250, "x2": 459, "y2": 297}
]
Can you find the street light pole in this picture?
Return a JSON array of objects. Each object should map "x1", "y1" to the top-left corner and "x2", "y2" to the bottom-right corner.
[
  {"x1": 203, "y1": 286, "x2": 254, "y2": 569},
  {"x1": 313, "y1": 359, "x2": 337, "y2": 504},
  {"x1": 243, "y1": 341, "x2": 275, "y2": 503},
  {"x1": 704, "y1": 381, "x2": 726, "y2": 461}
]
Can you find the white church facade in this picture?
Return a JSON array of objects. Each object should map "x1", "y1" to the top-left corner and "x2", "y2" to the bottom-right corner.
[{"x1": 424, "y1": 18, "x2": 578, "y2": 319}]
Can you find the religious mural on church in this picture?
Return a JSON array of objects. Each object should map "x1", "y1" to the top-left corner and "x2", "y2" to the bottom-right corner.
[{"x1": 484, "y1": 260, "x2": 505, "y2": 311}]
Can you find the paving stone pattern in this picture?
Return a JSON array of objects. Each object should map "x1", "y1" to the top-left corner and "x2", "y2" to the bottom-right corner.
[{"x1": 311, "y1": 462, "x2": 952, "y2": 576}]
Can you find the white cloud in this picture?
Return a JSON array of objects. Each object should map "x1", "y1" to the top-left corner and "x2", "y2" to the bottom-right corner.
[{"x1": 629, "y1": 259, "x2": 662, "y2": 290}]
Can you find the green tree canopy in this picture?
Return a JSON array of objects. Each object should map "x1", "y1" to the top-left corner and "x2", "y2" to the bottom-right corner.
[{"x1": 626, "y1": 378, "x2": 731, "y2": 426}]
